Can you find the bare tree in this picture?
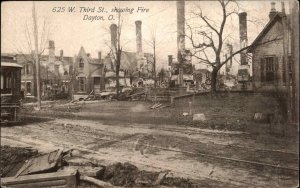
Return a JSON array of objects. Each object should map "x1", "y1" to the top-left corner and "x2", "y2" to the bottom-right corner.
[
  {"x1": 13, "y1": 2, "x2": 51, "y2": 109},
  {"x1": 144, "y1": 25, "x2": 159, "y2": 88},
  {"x1": 186, "y1": 0, "x2": 281, "y2": 93},
  {"x1": 107, "y1": 12, "x2": 123, "y2": 99}
]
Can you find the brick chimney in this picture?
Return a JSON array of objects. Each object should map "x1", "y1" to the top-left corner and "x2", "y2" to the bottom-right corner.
[
  {"x1": 269, "y1": 2, "x2": 277, "y2": 20},
  {"x1": 239, "y1": 12, "x2": 248, "y2": 65},
  {"x1": 177, "y1": 0, "x2": 185, "y2": 86},
  {"x1": 177, "y1": 0, "x2": 185, "y2": 53},
  {"x1": 135, "y1": 20, "x2": 142, "y2": 55},
  {"x1": 49, "y1": 40, "x2": 55, "y2": 63}
]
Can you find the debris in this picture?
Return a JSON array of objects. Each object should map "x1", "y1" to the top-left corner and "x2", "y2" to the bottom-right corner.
[
  {"x1": 1, "y1": 169, "x2": 78, "y2": 188},
  {"x1": 102, "y1": 162, "x2": 139, "y2": 187},
  {"x1": 80, "y1": 175, "x2": 120, "y2": 188},
  {"x1": 15, "y1": 149, "x2": 63, "y2": 177},
  {"x1": 150, "y1": 103, "x2": 162, "y2": 109},
  {"x1": 0, "y1": 146, "x2": 38, "y2": 177},
  {"x1": 154, "y1": 171, "x2": 169, "y2": 185},
  {"x1": 61, "y1": 166, "x2": 105, "y2": 178},
  {"x1": 193, "y1": 113, "x2": 206, "y2": 121}
]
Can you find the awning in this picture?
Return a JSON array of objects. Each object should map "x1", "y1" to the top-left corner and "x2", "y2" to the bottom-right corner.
[{"x1": 1, "y1": 62, "x2": 22, "y2": 68}]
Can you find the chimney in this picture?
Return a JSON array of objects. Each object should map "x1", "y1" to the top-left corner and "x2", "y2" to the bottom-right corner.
[
  {"x1": 177, "y1": 0, "x2": 185, "y2": 86},
  {"x1": 60, "y1": 50, "x2": 63, "y2": 60},
  {"x1": 269, "y1": 2, "x2": 277, "y2": 20},
  {"x1": 239, "y1": 12, "x2": 248, "y2": 65},
  {"x1": 135, "y1": 20, "x2": 142, "y2": 55},
  {"x1": 49, "y1": 40, "x2": 55, "y2": 63},
  {"x1": 98, "y1": 51, "x2": 102, "y2": 61},
  {"x1": 177, "y1": 0, "x2": 185, "y2": 54},
  {"x1": 110, "y1": 24, "x2": 118, "y2": 52}
]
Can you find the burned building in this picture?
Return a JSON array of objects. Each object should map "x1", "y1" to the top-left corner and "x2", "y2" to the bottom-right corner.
[
  {"x1": 170, "y1": 0, "x2": 193, "y2": 87},
  {"x1": 104, "y1": 21, "x2": 154, "y2": 88},
  {"x1": 2, "y1": 41, "x2": 74, "y2": 98},
  {"x1": 248, "y1": 2, "x2": 292, "y2": 91}
]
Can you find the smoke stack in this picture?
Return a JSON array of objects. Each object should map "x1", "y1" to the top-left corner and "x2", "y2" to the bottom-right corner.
[
  {"x1": 177, "y1": 0, "x2": 185, "y2": 54},
  {"x1": 177, "y1": 0, "x2": 185, "y2": 86},
  {"x1": 269, "y1": 2, "x2": 277, "y2": 20},
  {"x1": 239, "y1": 12, "x2": 248, "y2": 65},
  {"x1": 110, "y1": 24, "x2": 118, "y2": 51},
  {"x1": 135, "y1": 20, "x2": 142, "y2": 55},
  {"x1": 49, "y1": 40, "x2": 55, "y2": 63}
]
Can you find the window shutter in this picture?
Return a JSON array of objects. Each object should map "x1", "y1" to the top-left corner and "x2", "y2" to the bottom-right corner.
[{"x1": 260, "y1": 58, "x2": 265, "y2": 82}]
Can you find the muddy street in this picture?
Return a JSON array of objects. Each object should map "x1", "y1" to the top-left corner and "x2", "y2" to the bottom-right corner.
[{"x1": 1, "y1": 116, "x2": 298, "y2": 187}]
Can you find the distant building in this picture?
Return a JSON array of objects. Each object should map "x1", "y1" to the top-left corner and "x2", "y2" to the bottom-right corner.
[
  {"x1": 2, "y1": 41, "x2": 74, "y2": 97},
  {"x1": 73, "y1": 47, "x2": 104, "y2": 96},
  {"x1": 248, "y1": 2, "x2": 292, "y2": 91}
]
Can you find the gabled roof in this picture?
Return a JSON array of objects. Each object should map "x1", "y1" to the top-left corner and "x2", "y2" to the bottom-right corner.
[
  {"x1": 77, "y1": 46, "x2": 102, "y2": 64},
  {"x1": 247, "y1": 12, "x2": 284, "y2": 53}
]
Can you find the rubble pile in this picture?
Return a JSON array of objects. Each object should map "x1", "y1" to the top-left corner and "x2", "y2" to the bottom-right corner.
[{"x1": 1, "y1": 147, "x2": 193, "y2": 187}]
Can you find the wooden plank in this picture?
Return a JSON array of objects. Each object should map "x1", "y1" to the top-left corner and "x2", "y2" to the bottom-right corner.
[{"x1": 1, "y1": 169, "x2": 77, "y2": 188}]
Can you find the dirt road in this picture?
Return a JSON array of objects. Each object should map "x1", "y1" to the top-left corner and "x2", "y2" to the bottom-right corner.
[{"x1": 1, "y1": 116, "x2": 298, "y2": 187}]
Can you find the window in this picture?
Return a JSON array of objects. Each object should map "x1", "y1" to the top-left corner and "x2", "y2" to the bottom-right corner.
[
  {"x1": 64, "y1": 71, "x2": 68, "y2": 75},
  {"x1": 1, "y1": 71, "x2": 13, "y2": 94},
  {"x1": 26, "y1": 82, "x2": 32, "y2": 94},
  {"x1": 261, "y1": 56, "x2": 278, "y2": 82},
  {"x1": 78, "y1": 77, "x2": 86, "y2": 92},
  {"x1": 79, "y1": 58, "x2": 84, "y2": 68},
  {"x1": 26, "y1": 63, "x2": 32, "y2": 75}
]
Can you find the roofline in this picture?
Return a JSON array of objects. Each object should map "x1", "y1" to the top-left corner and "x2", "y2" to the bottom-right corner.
[{"x1": 247, "y1": 12, "x2": 283, "y2": 53}]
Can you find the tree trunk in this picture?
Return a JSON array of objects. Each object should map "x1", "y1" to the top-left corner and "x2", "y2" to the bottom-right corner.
[
  {"x1": 211, "y1": 68, "x2": 218, "y2": 93},
  {"x1": 116, "y1": 65, "x2": 120, "y2": 99},
  {"x1": 153, "y1": 46, "x2": 157, "y2": 88},
  {"x1": 116, "y1": 49, "x2": 121, "y2": 99},
  {"x1": 32, "y1": 2, "x2": 41, "y2": 110}
]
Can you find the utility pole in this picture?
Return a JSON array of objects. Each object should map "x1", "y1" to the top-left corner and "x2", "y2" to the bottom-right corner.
[
  {"x1": 282, "y1": 2, "x2": 291, "y2": 129},
  {"x1": 32, "y1": 2, "x2": 41, "y2": 110},
  {"x1": 290, "y1": 0, "x2": 299, "y2": 124}
]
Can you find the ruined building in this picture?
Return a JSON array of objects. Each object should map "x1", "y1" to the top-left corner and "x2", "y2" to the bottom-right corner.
[
  {"x1": 104, "y1": 20, "x2": 154, "y2": 88},
  {"x1": 170, "y1": 0, "x2": 193, "y2": 87},
  {"x1": 2, "y1": 41, "x2": 74, "y2": 97}
]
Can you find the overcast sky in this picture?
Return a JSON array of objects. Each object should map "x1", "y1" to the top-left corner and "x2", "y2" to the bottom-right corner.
[{"x1": 1, "y1": 1, "x2": 291, "y2": 70}]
